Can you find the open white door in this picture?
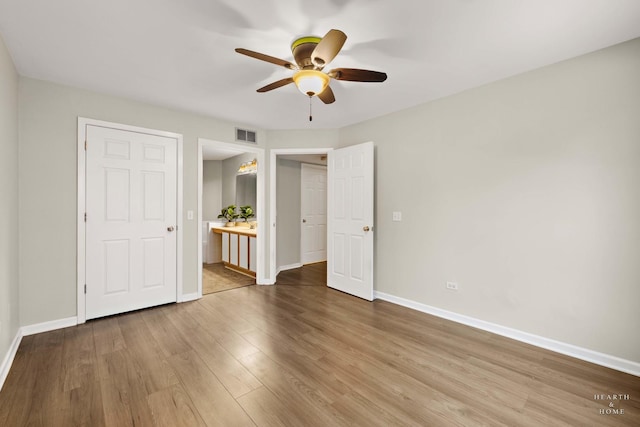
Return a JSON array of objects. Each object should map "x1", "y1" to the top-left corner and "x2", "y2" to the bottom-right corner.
[{"x1": 327, "y1": 141, "x2": 374, "y2": 300}]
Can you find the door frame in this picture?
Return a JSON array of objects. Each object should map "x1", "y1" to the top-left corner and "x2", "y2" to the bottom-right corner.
[
  {"x1": 300, "y1": 163, "x2": 328, "y2": 265},
  {"x1": 77, "y1": 117, "x2": 184, "y2": 324},
  {"x1": 198, "y1": 138, "x2": 266, "y2": 295},
  {"x1": 269, "y1": 148, "x2": 332, "y2": 283}
]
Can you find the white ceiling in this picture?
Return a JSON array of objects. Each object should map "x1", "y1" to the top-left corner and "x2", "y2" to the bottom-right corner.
[
  {"x1": 201, "y1": 144, "x2": 247, "y2": 161},
  {"x1": 1, "y1": 0, "x2": 639, "y2": 130},
  {"x1": 279, "y1": 154, "x2": 327, "y2": 166}
]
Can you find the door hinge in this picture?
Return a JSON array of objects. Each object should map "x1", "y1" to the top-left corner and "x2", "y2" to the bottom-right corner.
[
  {"x1": 84, "y1": 139, "x2": 87, "y2": 150},
  {"x1": 84, "y1": 284, "x2": 87, "y2": 294},
  {"x1": 84, "y1": 212, "x2": 87, "y2": 222}
]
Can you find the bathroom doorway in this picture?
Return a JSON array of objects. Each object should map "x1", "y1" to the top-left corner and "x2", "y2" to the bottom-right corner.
[{"x1": 197, "y1": 138, "x2": 265, "y2": 297}]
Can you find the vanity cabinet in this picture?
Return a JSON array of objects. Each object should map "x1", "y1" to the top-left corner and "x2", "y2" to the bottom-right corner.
[
  {"x1": 249, "y1": 236, "x2": 257, "y2": 272},
  {"x1": 214, "y1": 226, "x2": 257, "y2": 277},
  {"x1": 221, "y1": 232, "x2": 229, "y2": 263},
  {"x1": 230, "y1": 233, "x2": 239, "y2": 266}
]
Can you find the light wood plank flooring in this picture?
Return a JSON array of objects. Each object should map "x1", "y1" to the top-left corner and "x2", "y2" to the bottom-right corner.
[
  {"x1": 275, "y1": 262, "x2": 327, "y2": 286},
  {"x1": 1, "y1": 284, "x2": 638, "y2": 426},
  {"x1": 202, "y1": 263, "x2": 255, "y2": 295}
]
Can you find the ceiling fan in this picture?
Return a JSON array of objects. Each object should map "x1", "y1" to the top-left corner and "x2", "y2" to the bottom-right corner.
[{"x1": 235, "y1": 29, "x2": 387, "y2": 108}]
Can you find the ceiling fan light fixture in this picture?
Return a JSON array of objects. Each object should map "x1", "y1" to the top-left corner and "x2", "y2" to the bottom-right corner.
[{"x1": 292, "y1": 70, "x2": 330, "y2": 97}]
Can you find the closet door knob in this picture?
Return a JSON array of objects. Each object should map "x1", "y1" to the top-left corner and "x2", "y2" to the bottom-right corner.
[
  {"x1": 167, "y1": 226, "x2": 175, "y2": 232},
  {"x1": 363, "y1": 226, "x2": 370, "y2": 232}
]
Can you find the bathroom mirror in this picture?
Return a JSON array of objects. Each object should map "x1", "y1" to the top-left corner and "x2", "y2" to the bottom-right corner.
[{"x1": 236, "y1": 173, "x2": 257, "y2": 218}]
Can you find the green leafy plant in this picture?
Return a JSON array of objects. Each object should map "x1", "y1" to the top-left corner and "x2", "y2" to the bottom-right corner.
[
  {"x1": 239, "y1": 205, "x2": 255, "y2": 222},
  {"x1": 217, "y1": 205, "x2": 238, "y2": 222}
]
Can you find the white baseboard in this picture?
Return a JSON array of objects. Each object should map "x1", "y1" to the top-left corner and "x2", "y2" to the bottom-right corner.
[
  {"x1": 276, "y1": 263, "x2": 303, "y2": 277},
  {"x1": 180, "y1": 292, "x2": 200, "y2": 302},
  {"x1": 21, "y1": 316, "x2": 78, "y2": 336},
  {"x1": 374, "y1": 291, "x2": 640, "y2": 377},
  {"x1": 0, "y1": 329, "x2": 22, "y2": 391}
]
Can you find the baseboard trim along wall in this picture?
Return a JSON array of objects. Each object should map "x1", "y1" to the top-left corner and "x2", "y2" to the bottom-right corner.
[
  {"x1": 0, "y1": 330, "x2": 22, "y2": 391},
  {"x1": 20, "y1": 316, "x2": 78, "y2": 336},
  {"x1": 276, "y1": 263, "x2": 303, "y2": 277},
  {"x1": 1, "y1": 316, "x2": 78, "y2": 391},
  {"x1": 374, "y1": 291, "x2": 640, "y2": 377},
  {"x1": 181, "y1": 292, "x2": 200, "y2": 303}
]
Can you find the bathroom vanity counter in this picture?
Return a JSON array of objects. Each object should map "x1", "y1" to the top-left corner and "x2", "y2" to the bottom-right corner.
[
  {"x1": 211, "y1": 225, "x2": 257, "y2": 277},
  {"x1": 211, "y1": 225, "x2": 257, "y2": 237}
]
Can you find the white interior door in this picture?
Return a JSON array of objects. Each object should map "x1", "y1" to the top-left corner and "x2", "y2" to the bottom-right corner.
[
  {"x1": 85, "y1": 125, "x2": 178, "y2": 319},
  {"x1": 301, "y1": 163, "x2": 327, "y2": 265},
  {"x1": 327, "y1": 142, "x2": 374, "y2": 300}
]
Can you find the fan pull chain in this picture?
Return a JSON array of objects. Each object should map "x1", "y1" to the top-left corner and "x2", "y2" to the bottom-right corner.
[{"x1": 309, "y1": 96, "x2": 313, "y2": 122}]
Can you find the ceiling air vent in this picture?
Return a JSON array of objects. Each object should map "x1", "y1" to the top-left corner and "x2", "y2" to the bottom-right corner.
[{"x1": 236, "y1": 128, "x2": 257, "y2": 143}]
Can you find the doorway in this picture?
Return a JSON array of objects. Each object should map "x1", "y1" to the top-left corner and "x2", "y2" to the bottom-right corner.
[
  {"x1": 197, "y1": 138, "x2": 265, "y2": 297},
  {"x1": 270, "y1": 143, "x2": 374, "y2": 299},
  {"x1": 269, "y1": 148, "x2": 332, "y2": 281}
]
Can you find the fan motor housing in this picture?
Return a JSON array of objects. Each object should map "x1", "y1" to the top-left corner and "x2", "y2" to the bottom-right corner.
[{"x1": 291, "y1": 36, "x2": 321, "y2": 69}]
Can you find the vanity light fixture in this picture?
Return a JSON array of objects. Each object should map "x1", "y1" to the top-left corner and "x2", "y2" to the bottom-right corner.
[{"x1": 238, "y1": 159, "x2": 258, "y2": 174}]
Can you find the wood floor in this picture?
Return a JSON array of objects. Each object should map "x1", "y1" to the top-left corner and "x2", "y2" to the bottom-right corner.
[
  {"x1": 202, "y1": 263, "x2": 255, "y2": 295},
  {"x1": 1, "y1": 284, "x2": 638, "y2": 426},
  {"x1": 275, "y1": 262, "x2": 327, "y2": 286}
]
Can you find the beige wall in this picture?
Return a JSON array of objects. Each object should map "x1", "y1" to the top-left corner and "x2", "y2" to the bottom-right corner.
[
  {"x1": 266, "y1": 129, "x2": 339, "y2": 150},
  {"x1": 18, "y1": 77, "x2": 266, "y2": 325},
  {"x1": 340, "y1": 38, "x2": 640, "y2": 362},
  {"x1": 0, "y1": 34, "x2": 20, "y2": 369},
  {"x1": 202, "y1": 160, "x2": 222, "y2": 221},
  {"x1": 276, "y1": 159, "x2": 302, "y2": 268}
]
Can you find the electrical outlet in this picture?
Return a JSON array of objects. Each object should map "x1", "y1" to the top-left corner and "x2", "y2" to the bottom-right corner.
[
  {"x1": 446, "y1": 281, "x2": 459, "y2": 291},
  {"x1": 392, "y1": 211, "x2": 402, "y2": 222}
]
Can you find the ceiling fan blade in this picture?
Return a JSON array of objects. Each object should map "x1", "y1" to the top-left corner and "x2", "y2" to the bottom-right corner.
[
  {"x1": 318, "y1": 85, "x2": 335, "y2": 104},
  {"x1": 235, "y1": 48, "x2": 297, "y2": 70},
  {"x1": 328, "y1": 68, "x2": 387, "y2": 82},
  {"x1": 311, "y1": 29, "x2": 347, "y2": 68},
  {"x1": 257, "y1": 77, "x2": 294, "y2": 93}
]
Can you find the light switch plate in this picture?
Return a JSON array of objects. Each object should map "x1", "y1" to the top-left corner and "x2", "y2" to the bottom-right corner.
[
  {"x1": 187, "y1": 210, "x2": 194, "y2": 220},
  {"x1": 392, "y1": 211, "x2": 402, "y2": 222}
]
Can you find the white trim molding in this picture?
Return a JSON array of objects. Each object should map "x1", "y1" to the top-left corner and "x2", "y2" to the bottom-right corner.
[
  {"x1": 181, "y1": 292, "x2": 200, "y2": 303},
  {"x1": 1, "y1": 316, "x2": 78, "y2": 391},
  {"x1": 0, "y1": 330, "x2": 22, "y2": 391},
  {"x1": 276, "y1": 263, "x2": 303, "y2": 277},
  {"x1": 21, "y1": 316, "x2": 78, "y2": 336},
  {"x1": 374, "y1": 291, "x2": 640, "y2": 377}
]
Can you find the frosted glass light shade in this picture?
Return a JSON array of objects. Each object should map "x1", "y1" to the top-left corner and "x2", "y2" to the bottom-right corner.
[{"x1": 292, "y1": 70, "x2": 330, "y2": 97}]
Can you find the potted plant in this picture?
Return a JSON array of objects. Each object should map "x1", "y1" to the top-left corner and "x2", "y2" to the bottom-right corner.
[
  {"x1": 238, "y1": 205, "x2": 255, "y2": 227},
  {"x1": 217, "y1": 205, "x2": 238, "y2": 226}
]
